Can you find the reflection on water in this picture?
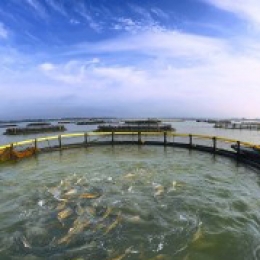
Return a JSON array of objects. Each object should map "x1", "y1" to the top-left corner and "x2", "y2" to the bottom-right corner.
[{"x1": 1, "y1": 146, "x2": 260, "y2": 260}]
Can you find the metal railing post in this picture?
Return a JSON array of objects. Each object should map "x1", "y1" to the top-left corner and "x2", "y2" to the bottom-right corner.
[
  {"x1": 58, "y1": 135, "x2": 62, "y2": 150},
  {"x1": 10, "y1": 143, "x2": 14, "y2": 160},
  {"x1": 213, "y1": 137, "x2": 216, "y2": 154},
  {"x1": 34, "y1": 139, "x2": 38, "y2": 154},
  {"x1": 138, "y1": 131, "x2": 141, "y2": 144},
  {"x1": 189, "y1": 134, "x2": 193, "y2": 149},
  {"x1": 112, "y1": 131, "x2": 114, "y2": 144},
  {"x1": 84, "y1": 133, "x2": 88, "y2": 146},
  {"x1": 164, "y1": 131, "x2": 167, "y2": 146},
  {"x1": 236, "y1": 141, "x2": 240, "y2": 160}
]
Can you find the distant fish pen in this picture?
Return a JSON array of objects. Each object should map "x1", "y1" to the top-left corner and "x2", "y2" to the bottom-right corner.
[
  {"x1": 214, "y1": 121, "x2": 260, "y2": 130},
  {"x1": 97, "y1": 124, "x2": 174, "y2": 132},
  {"x1": 26, "y1": 122, "x2": 52, "y2": 127},
  {"x1": 0, "y1": 124, "x2": 17, "y2": 128},
  {"x1": 76, "y1": 120, "x2": 105, "y2": 125},
  {"x1": 4, "y1": 124, "x2": 66, "y2": 135},
  {"x1": 97, "y1": 119, "x2": 173, "y2": 132},
  {"x1": 1, "y1": 131, "x2": 260, "y2": 170}
]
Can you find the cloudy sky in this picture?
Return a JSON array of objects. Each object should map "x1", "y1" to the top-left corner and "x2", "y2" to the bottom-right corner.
[{"x1": 0, "y1": 0, "x2": 260, "y2": 119}]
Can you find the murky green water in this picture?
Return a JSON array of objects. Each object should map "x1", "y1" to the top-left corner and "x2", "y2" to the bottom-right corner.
[{"x1": 1, "y1": 145, "x2": 260, "y2": 260}]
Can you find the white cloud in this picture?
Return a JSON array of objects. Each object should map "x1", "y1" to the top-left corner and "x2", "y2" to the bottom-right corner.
[
  {"x1": 25, "y1": 0, "x2": 47, "y2": 19},
  {"x1": 46, "y1": 0, "x2": 67, "y2": 17},
  {"x1": 36, "y1": 28, "x2": 260, "y2": 117},
  {"x1": 74, "y1": 3, "x2": 102, "y2": 32},
  {"x1": 112, "y1": 17, "x2": 164, "y2": 34},
  {"x1": 2, "y1": 26, "x2": 260, "y2": 118},
  {"x1": 0, "y1": 22, "x2": 8, "y2": 39},
  {"x1": 70, "y1": 19, "x2": 80, "y2": 25},
  {"x1": 151, "y1": 8, "x2": 169, "y2": 20},
  {"x1": 202, "y1": 0, "x2": 260, "y2": 26},
  {"x1": 72, "y1": 30, "x2": 226, "y2": 62},
  {"x1": 39, "y1": 63, "x2": 55, "y2": 71}
]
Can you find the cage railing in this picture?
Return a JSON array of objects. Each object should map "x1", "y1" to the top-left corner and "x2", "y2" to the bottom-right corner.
[{"x1": 0, "y1": 131, "x2": 260, "y2": 169}]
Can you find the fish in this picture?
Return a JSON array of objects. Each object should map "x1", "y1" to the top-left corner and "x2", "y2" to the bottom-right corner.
[
  {"x1": 76, "y1": 203, "x2": 85, "y2": 215},
  {"x1": 123, "y1": 215, "x2": 145, "y2": 224},
  {"x1": 85, "y1": 206, "x2": 96, "y2": 216},
  {"x1": 75, "y1": 178, "x2": 83, "y2": 185},
  {"x1": 108, "y1": 247, "x2": 132, "y2": 260},
  {"x1": 93, "y1": 222, "x2": 106, "y2": 232},
  {"x1": 79, "y1": 193, "x2": 101, "y2": 199},
  {"x1": 21, "y1": 236, "x2": 31, "y2": 248},
  {"x1": 64, "y1": 188, "x2": 78, "y2": 197},
  {"x1": 58, "y1": 220, "x2": 90, "y2": 245},
  {"x1": 124, "y1": 173, "x2": 136, "y2": 179},
  {"x1": 58, "y1": 207, "x2": 73, "y2": 221},
  {"x1": 192, "y1": 222, "x2": 203, "y2": 242},
  {"x1": 56, "y1": 201, "x2": 67, "y2": 211},
  {"x1": 104, "y1": 212, "x2": 122, "y2": 235},
  {"x1": 147, "y1": 255, "x2": 170, "y2": 260},
  {"x1": 102, "y1": 207, "x2": 113, "y2": 220},
  {"x1": 37, "y1": 200, "x2": 45, "y2": 207},
  {"x1": 153, "y1": 183, "x2": 165, "y2": 197}
]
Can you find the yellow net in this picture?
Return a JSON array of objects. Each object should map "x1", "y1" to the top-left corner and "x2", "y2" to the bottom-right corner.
[{"x1": 0, "y1": 147, "x2": 38, "y2": 162}]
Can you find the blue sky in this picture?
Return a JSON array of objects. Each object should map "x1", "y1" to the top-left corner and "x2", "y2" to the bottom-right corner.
[{"x1": 0, "y1": 0, "x2": 260, "y2": 119}]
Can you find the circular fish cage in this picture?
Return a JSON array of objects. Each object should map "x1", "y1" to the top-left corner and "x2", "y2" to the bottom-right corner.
[{"x1": 1, "y1": 138, "x2": 260, "y2": 260}]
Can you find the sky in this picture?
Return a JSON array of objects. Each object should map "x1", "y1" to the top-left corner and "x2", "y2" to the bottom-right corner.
[{"x1": 0, "y1": 0, "x2": 260, "y2": 119}]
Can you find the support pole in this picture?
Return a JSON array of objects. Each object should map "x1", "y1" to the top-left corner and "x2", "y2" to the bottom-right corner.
[
  {"x1": 212, "y1": 137, "x2": 216, "y2": 154},
  {"x1": 84, "y1": 133, "x2": 88, "y2": 146},
  {"x1": 164, "y1": 131, "x2": 167, "y2": 146},
  {"x1": 189, "y1": 134, "x2": 193, "y2": 149},
  {"x1": 34, "y1": 139, "x2": 38, "y2": 154},
  {"x1": 236, "y1": 141, "x2": 240, "y2": 160},
  {"x1": 138, "y1": 131, "x2": 141, "y2": 144},
  {"x1": 112, "y1": 131, "x2": 114, "y2": 144},
  {"x1": 58, "y1": 135, "x2": 62, "y2": 150},
  {"x1": 10, "y1": 143, "x2": 14, "y2": 160}
]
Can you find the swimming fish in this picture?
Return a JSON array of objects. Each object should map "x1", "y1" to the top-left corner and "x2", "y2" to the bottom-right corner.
[
  {"x1": 64, "y1": 188, "x2": 78, "y2": 197},
  {"x1": 124, "y1": 173, "x2": 136, "y2": 179},
  {"x1": 56, "y1": 202, "x2": 67, "y2": 211},
  {"x1": 21, "y1": 236, "x2": 31, "y2": 248},
  {"x1": 153, "y1": 183, "x2": 165, "y2": 197},
  {"x1": 58, "y1": 220, "x2": 90, "y2": 244},
  {"x1": 85, "y1": 206, "x2": 96, "y2": 216},
  {"x1": 79, "y1": 193, "x2": 101, "y2": 199},
  {"x1": 101, "y1": 207, "x2": 113, "y2": 221},
  {"x1": 58, "y1": 207, "x2": 73, "y2": 221},
  {"x1": 104, "y1": 213, "x2": 122, "y2": 235},
  {"x1": 147, "y1": 255, "x2": 170, "y2": 260},
  {"x1": 75, "y1": 203, "x2": 85, "y2": 215},
  {"x1": 108, "y1": 247, "x2": 132, "y2": 260},
  {"x1": 124, "y1": 215, "x2": 145, "y2": 224},
  {"x1": 192, "y1": 222, "x2": 203, "y2": 242}
]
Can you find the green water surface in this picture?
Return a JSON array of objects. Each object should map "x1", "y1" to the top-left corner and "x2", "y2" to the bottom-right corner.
[{"x1": 0, "y1": 145, "x2": 260, "y2": 260}]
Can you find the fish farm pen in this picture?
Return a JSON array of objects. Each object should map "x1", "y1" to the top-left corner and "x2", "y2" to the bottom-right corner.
[
  {"x1": 214, "y1": 121, "x2": 260, "y2": 130},
  {"x1": 1, "y1": 131, "x2": 260, "y2": 169},
  {"x1": 3, "y1": 124, "x2": 66, "y2": 135},
  {"x1": 76, "y1": 120, "x2": 105, "y2": 125},
  {"x1": 97, "y1": 119, "x2": 173, "y2": 132},
  {"x1": 1, "y1": 131, "x2": 260, "y2": 260}
]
